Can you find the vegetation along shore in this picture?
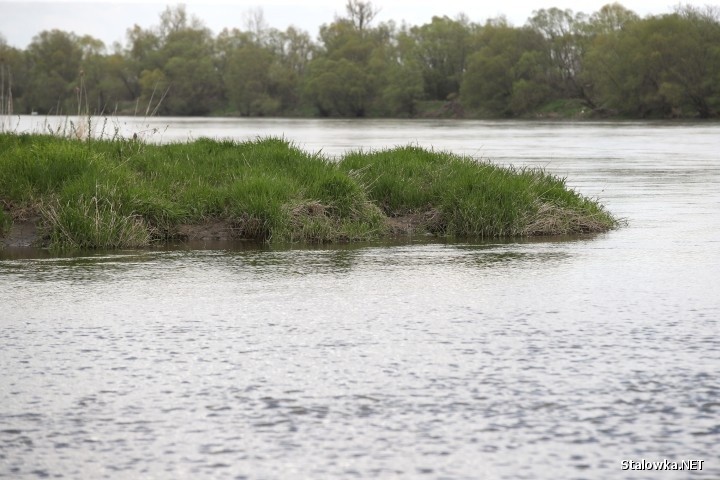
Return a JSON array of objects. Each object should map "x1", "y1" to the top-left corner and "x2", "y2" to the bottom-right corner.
[{"x1": 0, "y1": 133, "x2": 618, "y2": 250}]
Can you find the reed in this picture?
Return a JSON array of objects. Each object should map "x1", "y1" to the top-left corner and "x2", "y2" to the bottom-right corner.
[
  {"x1": 39, "y1": 192, "x2": 152, "y2": 249},
  {"x1": 0, "y1": 133, "x2": 618, "y2": 249}
]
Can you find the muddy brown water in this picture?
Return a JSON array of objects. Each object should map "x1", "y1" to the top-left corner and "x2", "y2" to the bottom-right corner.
[{"x1": 1, "y1": 118, "x2": 719, "y2": 479}]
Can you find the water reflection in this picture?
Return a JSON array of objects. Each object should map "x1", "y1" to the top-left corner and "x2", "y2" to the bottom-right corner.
[{"x1": 1, "y1": 240, "x2": 581, "y2": 284}]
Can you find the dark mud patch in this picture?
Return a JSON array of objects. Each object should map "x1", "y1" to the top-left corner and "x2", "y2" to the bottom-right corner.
[
  {"x1": 385, "y1": 209, "x2": 443, "y2": 236},
  {"x1": 1, "y1": 217, "x2": 42, "y2": 248},
  {"x1": 174, "y1": 220, "x2": 242, "y2": 241},
  {"x1": 172, "y1": 211, "x2": 441, "y2": 243}
]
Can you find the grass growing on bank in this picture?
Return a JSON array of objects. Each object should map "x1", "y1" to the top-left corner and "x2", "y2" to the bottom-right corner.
[
  {"x1": 0, "y1": 133, "x2": 618, "y2": 249},
  {"x1": 340, "y1": 146, "x2": 615, "y2": 237}
]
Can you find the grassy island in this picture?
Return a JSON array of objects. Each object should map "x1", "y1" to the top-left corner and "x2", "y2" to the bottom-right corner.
[{"x1": 0, "y1": 133, "x2": 618, "y2": 249}]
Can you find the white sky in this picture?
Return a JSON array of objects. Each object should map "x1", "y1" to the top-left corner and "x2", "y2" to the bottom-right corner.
[{"x1": 0, "y1": 0, "x2": 711, "y2": 49}]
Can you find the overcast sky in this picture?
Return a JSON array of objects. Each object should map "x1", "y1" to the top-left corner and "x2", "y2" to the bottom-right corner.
[{"x1": 0, "y1": 0, "x2": 708, "y2": 49}]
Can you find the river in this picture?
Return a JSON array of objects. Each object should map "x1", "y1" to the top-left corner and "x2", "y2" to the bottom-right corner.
[{"x1": 1, "y1": 118, "x2": 719, "y2": 479}]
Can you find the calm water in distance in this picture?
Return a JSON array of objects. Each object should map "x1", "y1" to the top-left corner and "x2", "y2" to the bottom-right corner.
[{"x1": 1, "y1": 117, "x2": 719, "y2": 479}]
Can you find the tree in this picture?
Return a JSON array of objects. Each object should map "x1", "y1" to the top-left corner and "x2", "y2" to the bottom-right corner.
[
  {"x1": 586, "y1": 2, "x2": 639, "y2": 35},
  {"x1": 304, "y1": 57, "x2": 370, "y2": 116},
  {"x1": 584, "y1": 8, "x2": 720, "y2": 117},
  {"x1": 7, "y1": 1, "x2": 719, "y2": 119},
  {"x1": 1, "y1": 38, "x2": 28, "y2": 115},
  {"x1": 131, "y1": 5, "x2": 222, "y2": 115},
  {"x1": 528, "y1": 8, "x2": 589, "y2": 101},
  {"x1": 304, "y1": 1, "x2": 387, "y2": 116},
  {"x1": 74, "y1": 35, "x2": 116, "y2": 114},
  {"x1": 409, "y1": 16, "x2": 473, "y2": 100},
  {"x1": 663, "y1": 6, "x2": 720, "y2": 117},
  {"x1": 373, "y1": 25, "x2": 424, "y2": 116},
  {"x1": 318, "y1": 16, "x2": 374, "y2": 63},
  {"x1": 578, "y1": 3, "x2": 639, "y2": 108},
  {"x1": 345, "y1": 0, "x2": 379, "y2": 33},
  {"x1": 264, "y1": 27, "x2": 315, "y2": 112},
  {"x1": 220, "y1": 30, "x2": 276, "y2": 115},
  {"x1": 24, "y1": 30, "x2": 93, "y2": 114},
  {"x1": 461, "y1": 20, "x2": 548, "y2": 115}
]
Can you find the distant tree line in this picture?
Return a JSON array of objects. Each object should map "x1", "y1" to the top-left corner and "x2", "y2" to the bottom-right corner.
[{"x1": 1, "y1": 1, "x2": 719, "y2": 119}]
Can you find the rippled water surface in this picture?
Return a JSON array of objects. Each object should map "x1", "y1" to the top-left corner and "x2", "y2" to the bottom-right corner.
[{"x1": 2, "y1": 119, "x2": 719, "y2": 479}]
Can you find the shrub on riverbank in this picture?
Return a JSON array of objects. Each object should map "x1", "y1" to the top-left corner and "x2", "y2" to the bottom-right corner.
[{"x1": 0, "y1": 133, "x2": 618, "y2": 249}]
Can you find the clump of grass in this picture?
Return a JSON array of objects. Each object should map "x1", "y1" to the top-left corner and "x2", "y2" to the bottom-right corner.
[
  {"x1": 278, "y1": 199, "x2": 386, "y2": 243},
  {"x1": 522, "y1": 200, "x2": 614, "y2": 235},
  {"x1": 0, "y1": 133, "x2": 618, "y2": 249},
  {"x1": 0, "y1": 135, "x2": 98, "y2": 200},
  {"x1": 340, "y1": 145, "x2": 617, "y2": 237},
  {"x1": 0, "y1": 134, "x2": 389, "y2": 248},
  {"x1": 40, "y1": 194, "x2": 152, "y2": 250}
]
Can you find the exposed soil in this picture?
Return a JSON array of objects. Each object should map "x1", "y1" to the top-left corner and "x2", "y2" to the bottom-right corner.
[
  {"x1": 1, "y1": 218, "x2": 41, "y2": 248},
  {"x1": 0, "y1": 211, "x2": 448, "y2": 249},
  {"x1": 173, "y1": 213, "x2": 437, "y2": 241},
  {"x1": 174, "y1": 220, "x2": 242, "y2": 241},
  {"x1": 385, "y1": 209, "x2": 443, "y2": 236}
]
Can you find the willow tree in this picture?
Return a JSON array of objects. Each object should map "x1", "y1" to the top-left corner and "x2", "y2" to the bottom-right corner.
[
  {"x1": 579, "y1": 3, "x2": 639, "y2": 109},
  {"x1": 0, "y1": 37, "x2": 26, "y2": 115},
  {"x1": 584, "y1": 7, "x2": 720, "y2": 117},
  {"x1": 408, "y1": 15, "x2": 473, "y2": 101},
  {"x1": 304, "y1": 0, "x2": 382, "y2": 116},
  {"x1": 527, "y1": 7, "x2": 589, "y2": 102},
  {"x1": 461, "y1": 20, "x2": 548, "y2": 115},
  {"x1": 126, "y1": 5, "x2": 221, "y2": 115},
  {"x1": 218, "y1": 29, "x2": 277, "y2": 116},
  {"x1": 24, "y1": 30, "x2": 91, "y2": 114}
]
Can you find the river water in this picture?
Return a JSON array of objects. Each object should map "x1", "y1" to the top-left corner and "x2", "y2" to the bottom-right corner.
[{"x1": 1, "y1": 118, "x2": 719, "y2": 479}]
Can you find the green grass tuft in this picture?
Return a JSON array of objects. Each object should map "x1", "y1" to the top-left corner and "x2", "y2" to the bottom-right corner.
[{"x1": 339, "y1": 145, "x2": 617, "y2": 238}]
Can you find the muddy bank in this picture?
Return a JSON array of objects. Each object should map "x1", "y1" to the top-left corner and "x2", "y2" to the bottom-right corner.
[
  {"x1": 1, "y1": 216, "x2": 41, "y2": 248},
  {"x1": 1, "y1": 213, "x2": 437, "y2": 250}
]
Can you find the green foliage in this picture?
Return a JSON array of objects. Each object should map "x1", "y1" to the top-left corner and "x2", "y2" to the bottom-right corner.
[
  {"x1": 0, "y1": 134, "x2": 94, "y2": 199},
  {"x1": 409, "y1": 16, "x2": 473, "y2": 100},
  {"x1": 6, "y1": 1, "x2": 720, "y2": 118},
  {"x1": 23, "y1": 30, "x2": 86, "y2": 114},
  {"x1": 223, "y1": 38, "x2": 277, "y2": 115},
  {"x1": 303, "y1": 4, "x2": 400, "y2": 117},
  {"x1": 339, "y1": 145, "x2": 616, "y2": 238},
  {"x1": 376, "y1": 57, "x2": 424, "y2": 116},
  {"x1": 0, "y1": 133, "x2": 617, "y2": 249},
  {"x1": 527, "y1": 8, "x2": 589, "y2": 99},
  {"x1": 462, "y1": 22, "x2": 549, "y2": 115},
  {"x1": 585, "y1": 7, "x2": 720, "y2": 117},
  {"x1": 146, "y1": 10, "x2": 222, "y2": 115},
  {"x1": 1, "y1": 42, "x2": 29, "y2": 115},
  {"x1": 41, "y1": 188, "x2": 152, "y2": 250},
  {"x1": 304, "y1": 58, "x2": 371, "y2": 116}
]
